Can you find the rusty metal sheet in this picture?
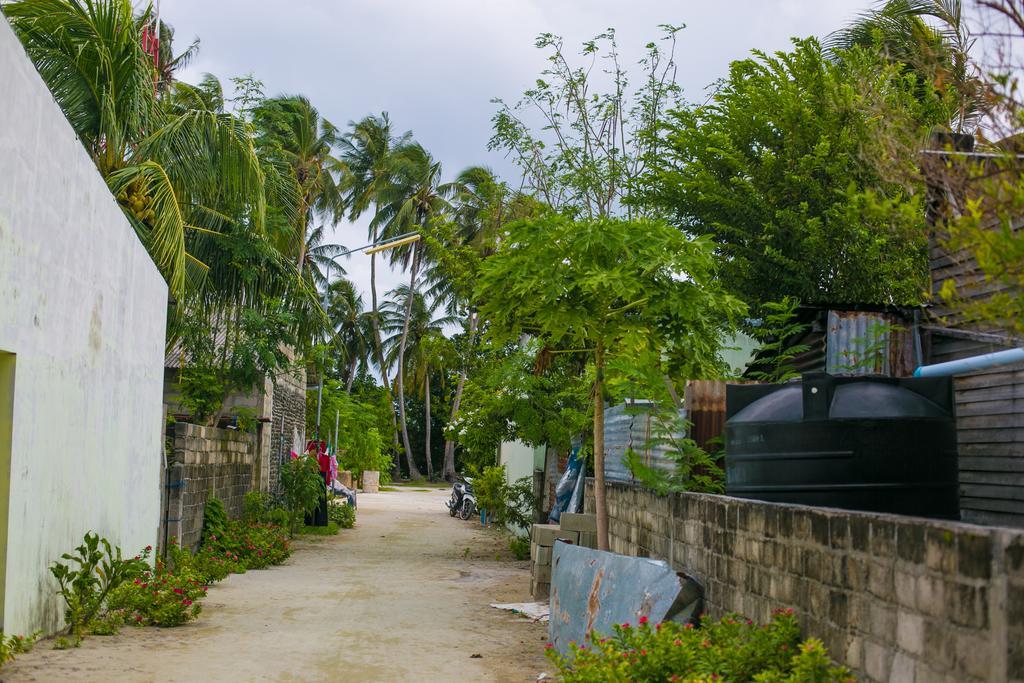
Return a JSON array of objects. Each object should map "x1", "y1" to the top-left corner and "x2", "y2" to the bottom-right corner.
[{"x1": 548, "y1": 542, "x2": 702, "y2": 654}]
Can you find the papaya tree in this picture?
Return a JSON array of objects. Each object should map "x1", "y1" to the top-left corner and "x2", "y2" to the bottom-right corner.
[{"x1": 475, "y1": 215, "x2": 744, "y2": 550}]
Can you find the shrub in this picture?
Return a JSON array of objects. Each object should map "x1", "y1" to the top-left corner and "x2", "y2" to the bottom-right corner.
[
  {"x1": 49, "y1": 533, "x2": 150, "y2": 635},
  {"x1": 0, "y1": 631, "x2": 40, "y2": 668},
  {"x1": 202, "y1": 497, "x2": 228, "y2": 544},
  {"x1": 329, "y1": 502, "x2": 355, "y2": 529},
  {"x1": 280, "y1": 455, "x2": 325, "y2": 534},
  {"x1": 106, "y1": 566, "x2": 205, "y2": 627},
  {"x1": 203, "y1": 520, "x2": 291, "y2": 570},
  {"x1": 546, "y1": 610, "x2": 853, "y2": 682},
  {"x1": 468, "y1": 465, "x2": 536, "y2": 529},
  {"x1": 166, "y1": 538, "x2": 244, "y2": 584},
  {"x1": 509, "y1": 534, "x2": 530, "y2": 560},
  {"x1": 243, "y1": 491, "x2": 273, "y2": 523}
]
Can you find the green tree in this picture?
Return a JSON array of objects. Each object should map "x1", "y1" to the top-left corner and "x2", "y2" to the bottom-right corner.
[
  {"x1": 324, "y1": 278, "x2": 370, "y2": 392},
  {"x1": 374, "y1": 143, "x2": 459, "y2": 478},
  {"x1": 490, "y1": 26, "x2": 683, "y2": 219},
  {"x1": 253, "y1": 96, "x2": 345, "y2": 278},
  {"x1": 5, "y1": 0, "x2": 268, "y2": 300},
  {"x1": 637, "y1": 38, "x2": 951, "y2": 310},
  {"x1": 381, "y1": 286, "x2": 458, "y2": 479},
  {"x1": 475, "y1": 215, "x2": 744, "y2": 549}
]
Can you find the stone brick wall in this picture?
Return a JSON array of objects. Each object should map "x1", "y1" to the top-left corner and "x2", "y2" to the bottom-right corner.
[
  {"x1": 586, "y1": 480, "x2": 1024, "y2": 683},
  {"x1": 164, "y1": 423, "x2": 255, "y2": 551},
  {"x1": 269, "y1": 365, "x2": 306, "y2": 494}
]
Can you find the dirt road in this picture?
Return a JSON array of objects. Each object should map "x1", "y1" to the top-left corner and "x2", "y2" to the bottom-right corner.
[{"x1": 2, "y1": 488, "x2": 550, "y2": 682}]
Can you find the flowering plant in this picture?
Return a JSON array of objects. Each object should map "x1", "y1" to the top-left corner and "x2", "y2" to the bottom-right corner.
[
  {"x1": 105, "y1": 565, "x2": 205, "y2": 627},
  {"x1": 201, "y1": 520, "x2": 290, "y2": 569},
  {"x1": 546, "y1": 610, "x2": 853, "y2": 682}
]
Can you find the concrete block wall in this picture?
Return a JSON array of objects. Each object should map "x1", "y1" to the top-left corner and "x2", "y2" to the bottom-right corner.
[
  {"x1": 165, "y1": 423, "x2": 255, "y2": 551},
  {"x1": 270, "y1": 365, "x2": 306, "y2": 493},
  {"x1": 586, "y1": 480, "x2": 1024, "y2": 683}
]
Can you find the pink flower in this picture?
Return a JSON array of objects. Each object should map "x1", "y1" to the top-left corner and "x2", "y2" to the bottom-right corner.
[
  {"x1": 545, "y1": 643, "x2": 553, "y2": 650},
  {"x1": 621, "y1": 622, "x2": 631, "y2": 629},
  {"x1": 673, "y1": 639, "x2": 682, "y2": 646},
  {"x1": 173, "y1": 588, "x2": 183, "y2": 595},
  {"x1": 145, "y1": 545, "x2": 152, "y2": 551},
  {"x1": 638, "y1": 616, "x2": 649, "y2": 625}
]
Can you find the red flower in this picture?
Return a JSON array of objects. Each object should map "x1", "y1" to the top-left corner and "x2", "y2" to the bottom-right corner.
[
  {"x1": 145, "y1": 545, "x2": 152, "y2": 551},
  {"x1": 621, "y1": 622, "x2": 631, "y2": 629},
  {"x1": 135, "y1": 615, "x2": 143, "y2": 623},
  {"x1": 673, "y1": 639, "x2": 682, "y2": 647},
  {"x1": 545, "y1": 643, "x2": 553, "y2": 650},
  {"x1": 638, "y1": 616, "x2": 649, "y2": 625},
  {"x1": 173, "y1": 588, "x2": 183, "y2": 595}
]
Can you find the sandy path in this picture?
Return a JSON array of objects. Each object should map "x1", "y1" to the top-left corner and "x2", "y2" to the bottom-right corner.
[{"x1": 2, "y1": 488, "x2": 550, "y2": 682}]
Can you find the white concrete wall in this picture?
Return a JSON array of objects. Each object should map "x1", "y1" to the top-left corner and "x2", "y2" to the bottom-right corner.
[{"x1": 0, "y1": 16, "x2": 167, "y2": 634}]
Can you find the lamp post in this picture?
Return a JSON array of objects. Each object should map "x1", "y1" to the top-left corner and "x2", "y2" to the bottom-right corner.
[{"x1": 314, "y1": 231, "x2": 421, "y2": 440}]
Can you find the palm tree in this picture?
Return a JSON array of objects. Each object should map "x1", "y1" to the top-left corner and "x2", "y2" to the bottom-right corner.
[
  {"x1": 5, "y1": 0, "x2": 268, "y2": 301},
  {"x1": 338, "y1": 114, "x2": 411, "y2": 457},
  {"x1": 253, "y1": 96, "x2": 346, "y2": 273},
  {"x1": 325, "y1": 278, "x2": 369, "y2": 393},
  {"x1": 826, "y1": 0, "x2": 983, "y2": 132},
  {"x1": 381, "y1": 286, "x2": 457, "y2": 479},
  {"x1": 373, "y1": 143, "x2": 460, "y2": 478}
]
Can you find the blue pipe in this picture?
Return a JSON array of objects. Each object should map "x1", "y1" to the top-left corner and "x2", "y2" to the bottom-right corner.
[{"x1": 913, "y1": 348, "x2": 1024, "y2": 377}]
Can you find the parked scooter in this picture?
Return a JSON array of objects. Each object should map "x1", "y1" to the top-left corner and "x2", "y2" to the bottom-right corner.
[{"x1": 445, "y1": 477, "x2": 477, "y2": 521}]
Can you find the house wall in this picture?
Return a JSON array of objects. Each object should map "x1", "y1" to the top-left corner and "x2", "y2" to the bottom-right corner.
[
  {"x1": 164, "y1": 424, "x2": 255, "y2": 551},
  {"x1": 587, "y1": 480, "x2": 1024, "y2": 683},
  {"x1": 0, "y1": 17, "x2": 167, "y2": 634}
]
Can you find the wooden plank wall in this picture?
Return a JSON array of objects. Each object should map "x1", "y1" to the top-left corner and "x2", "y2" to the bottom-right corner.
[{"x1": 929, "y1": 222, "x2": 1024, "y2": 527}]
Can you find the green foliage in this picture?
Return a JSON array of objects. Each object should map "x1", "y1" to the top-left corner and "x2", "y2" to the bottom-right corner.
[
  {"x1": 202, "y1": 497, "x2": 228, "y2": 545},
  {"x1": 476, "y1": 215, "x2": 744, "y2": 383},
  {"x1": 280, "y1": 455, "x2": 326, "y2": 534},
  {"x1": 637, "y1": 38, "x2": 950, "y2": 309},
  {"x1": 178, "y1": 303, "x2": 298, "y2": 424},
  {"x1": 468, "y1": 466, "x2": 537, "y2": 530},
  {"x1": 746, "y1": 298, "x2": 811, "y2": 383},
  {"x1": 105, "y1": 560, "x2": 205, "y2": 628},
  {"x1": 547, "y1": 610, "x2": 853, "y2": 682},
  {"x1": 624, "y1": 410, "x2": 724, "y2": 495},
  {"x1": 49, "y1": 533, "x2": 150, "y2": 636},
  {"x1": 309, "y1": 383, "x2": 394, "y2": 483},
  {"x1": 448, "y1": 342, "x2": 590, "y2": 468},
  {"x1": 490, "y1": 26, "x2": 683, "y2": 219},
  {"x1": 509, "y1": 534, "x2": 530, "y2": 561},
  {"x1": 243, "y1": 492, "x2": 274, "y2": 523},
  {"x1": 329, "y1": 502, "x2": 356, "y2": 529},
  {"x1": 202, "y1": 520, "x2": 291, "y2": 569},
  {"x1": 299, "y1": 523, "x2": 340, "y2": 536},
  {"x1": 0, "y1": 631, "x2": 40, "y2": 668}
]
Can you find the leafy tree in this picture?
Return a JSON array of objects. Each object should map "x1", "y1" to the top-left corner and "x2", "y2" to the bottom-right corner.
[
  {"x1": 475, "y1": 215, "x2": 744, "y2": 549},
  {"x1": 636, "y1": 38, "x2": 951, "y2": 310},
  {"x1": 490, "y1": 26, "x2": 683, "y2": 219},
  {"x1": 381, "y1": 286, "x2": 458, "y2": 479},
  {"x1": 6, "y1": 0, "x2": 269, "y2": 300},
  {"x1": 373, "y1": 143, "x2": 460, "y2": 478}
]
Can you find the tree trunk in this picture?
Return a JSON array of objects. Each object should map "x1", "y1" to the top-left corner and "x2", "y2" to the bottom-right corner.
[
  {"x1": 594, "y1": 341, "x2": 609, "y2": 552},
  {"x1": 442, "y1": 310, "x2": 477, "y2": 480},
  {"x1": 424, "y1": 370, "x2": 433, "y2": 480},
  {"x1": 396, "y1": 245, "x2": 422, "y2": 479},
  {"x1": 344, "y1": 355, "x2": 357, "y2": 394}
]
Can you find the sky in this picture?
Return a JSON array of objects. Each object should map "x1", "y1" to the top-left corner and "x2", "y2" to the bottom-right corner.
[{"x1": 168, "y1": 0, "x2": 875, "y2": 301}]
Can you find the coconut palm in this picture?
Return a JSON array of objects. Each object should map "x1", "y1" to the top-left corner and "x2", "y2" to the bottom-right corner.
[
  {"x1": 373, "y1": 143, "x2": 460, "y2": 478},
  {"x1": 338, "y1": 114, "x2": 411, "y2": 456},
  {"x1": 5, "y1": 0, "x2": 267, "y2": 300},
  {"x1": 381, "y1": 286, "x2": 458, "y2": 479},
  {"x1": 253, "y1": 95, "x2": 346, "y2": 273},
  {"x1": 325, "y1": 278, "x2": 370, "y2": 393},
  {"x1": 827, "y1": 0, "x2": 983, "y2": 132}
]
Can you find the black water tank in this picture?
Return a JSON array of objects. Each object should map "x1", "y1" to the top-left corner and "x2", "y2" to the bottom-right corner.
[{"x1": 725, "y1": 373, "x2": 959, "y2": 518}]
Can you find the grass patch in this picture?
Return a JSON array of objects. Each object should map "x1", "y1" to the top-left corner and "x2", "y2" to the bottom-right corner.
[
  {"x1": 379, "y1": 486, "x2": 399, "y2": 492},
  {"x1": 298, "y1": 522, "x2": 340, "y2": 536}
]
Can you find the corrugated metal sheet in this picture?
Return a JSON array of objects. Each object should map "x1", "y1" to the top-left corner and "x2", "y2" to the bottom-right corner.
[
  {"x1": 548, "y1": 542, "x2": 703, "y2": 653},
  {"x1": 603, "y1": 402, "x2": 683, "y2": 484},
  {"x1": 685, "y1": 380, "x2": 726, "y2": 451},
  {"x1": 825, "y1": 310, "x2": 916, "y2": 377}
]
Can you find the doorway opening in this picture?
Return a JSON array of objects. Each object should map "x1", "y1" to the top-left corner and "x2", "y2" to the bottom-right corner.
[{"x1": 0, "y1": 352, "x2": 14, "y2": 629}]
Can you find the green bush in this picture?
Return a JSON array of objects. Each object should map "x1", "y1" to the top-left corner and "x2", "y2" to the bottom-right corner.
[
  {"x1": 166, "y1": 538, "x2": 244, "y2": 584},
  {"x1": 0, "y1": 631, "x2": 40, "y2": 668},
  {"x1": 329, "y1": 502, "x2": 355, "y2": 529},
  {"x1": 202, "y1": 497, "x2": 228, "y2": 544},
  {"x1": 299, "y1": 522, "x2": 340, "y2": 536},
  {"x1": 243, "y1": 491, "x2": 273, "y2": 523},
  {"x1": 509, "y1": 534, "x2": 530, "y2": 560},
  {"x1": 280, "y1": 456, "x2": 325, "y2": 534},
  {"x1": 546, "y1": 610, "x2": 853, "y2": 682},
  {"x1": 468, "y1": 465, "x2": 536, "y2": 529},
  {"x1": 202, "y1": 520, "x2": 291, "y2": 569},
  {"x1": 49, "y1": 533, "x2": 150, "y2": 636},
  {"x1": 105, "y1": 562, "x2": 205, "y2": 627}
]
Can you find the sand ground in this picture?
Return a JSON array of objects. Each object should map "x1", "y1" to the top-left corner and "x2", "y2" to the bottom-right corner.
[{"x1": 1, "y1": 487, "x2": 550, "y2": 682}]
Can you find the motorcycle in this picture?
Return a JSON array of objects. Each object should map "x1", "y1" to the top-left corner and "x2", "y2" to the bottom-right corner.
[{"x1": 445, "y1": 477, "x2": 477, "y2": 521}]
